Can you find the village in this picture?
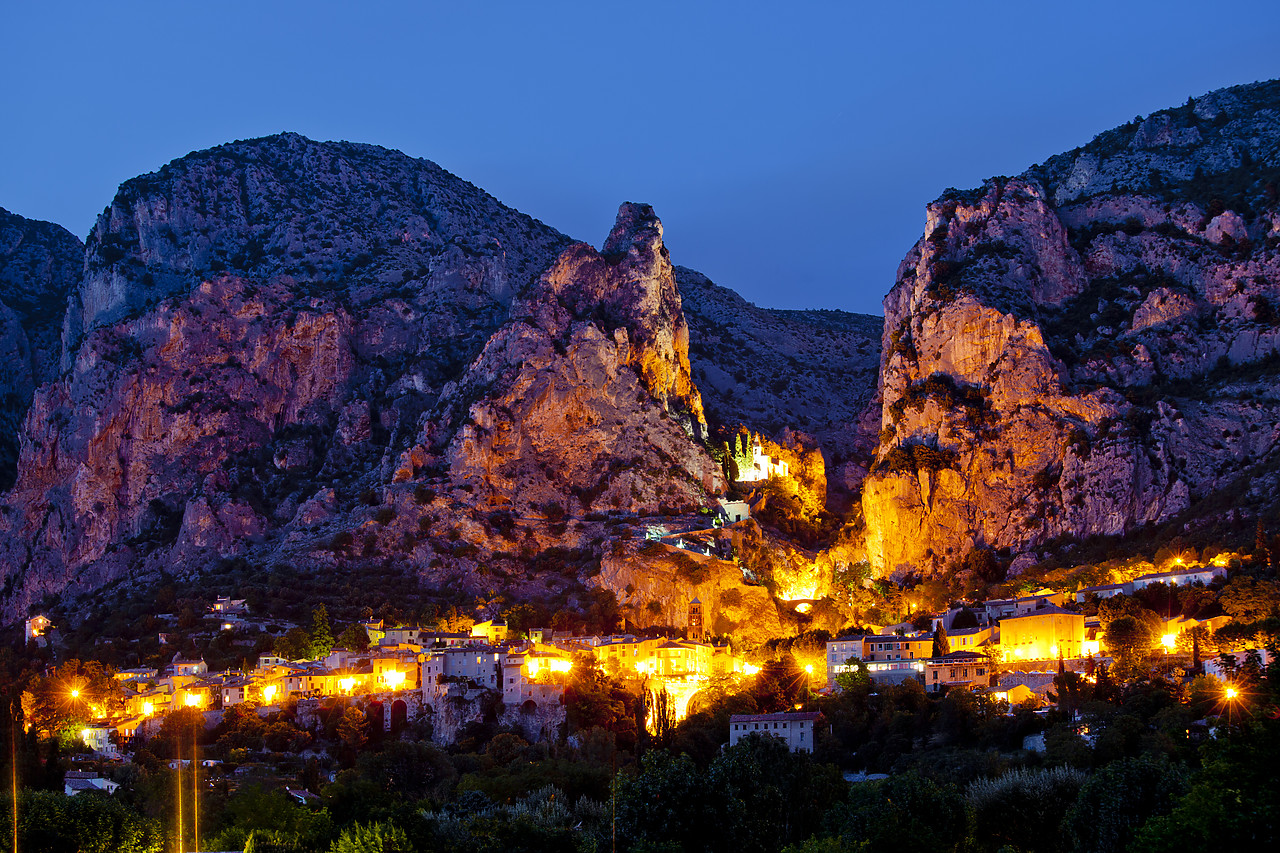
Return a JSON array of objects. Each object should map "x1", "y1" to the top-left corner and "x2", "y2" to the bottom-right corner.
[{"x1": 19, "y1": 544, "x2": 1263, "y2": 771}]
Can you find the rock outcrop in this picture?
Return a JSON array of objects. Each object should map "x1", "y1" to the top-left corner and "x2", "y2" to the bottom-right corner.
[
  {"x1": 678, "y1": 267, "x2": 882, "y2": 493},
  {"x1": 863, "y1": 80, "x2": 1280, "y2": 578},
  {"x1": 0, "y1": 208, "x2": 82, "y2": 489},
  {"x1": 0, "y1": 136, "x2": 737, "y2": 622}
]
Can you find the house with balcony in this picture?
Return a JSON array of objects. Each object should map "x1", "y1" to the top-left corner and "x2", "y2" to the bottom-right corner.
[{"x1": 925, "y1": 650, "x2": 992, "y2": 692}]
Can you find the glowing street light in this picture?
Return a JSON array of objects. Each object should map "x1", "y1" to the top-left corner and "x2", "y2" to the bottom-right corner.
[
  {"x1": 261, "y1": 685, "x2": 278, "y2": 704},
  {"x1": 69, "y1": 689, "x2": 80, "y2": 700},
  {"x1": 1161, "y1": 634, "x2": 1176, "y2": 650},
  {"x1": 1225, "y1": 685, "x2": 1239, "y2": 701},
  {"x1": 142, "y1": 702, "x2": 154, "y2": 717},
  {"x1": 384, "y1": 670, "x2": 405, "y2": 690},
  {"x1": 339, "y1": 677, "x2": 355, "y2": 694},
  {"x1": 183, "y1": 693, "x2": 202, "y2": 708}
]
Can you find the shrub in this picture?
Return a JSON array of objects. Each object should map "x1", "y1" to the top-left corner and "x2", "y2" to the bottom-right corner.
[{"x1": 967, "y1": 766, "x2": 1087, "y2": 853}]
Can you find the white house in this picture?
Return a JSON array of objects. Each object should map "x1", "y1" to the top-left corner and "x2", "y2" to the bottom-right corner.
[
  {"x1": 24, "y1": 614, "x2": 52, "y2": 642},
  {"x1": 729, "y1": 711, "x2": 822, "y2": 753},
  {"x1": 1204, "y1": 648, "x2": 1272, "y2": 679},
  {"x1": 1131, "y1": 565, "x2": 1227, "y2": 592},
  {"x1": 716, "y1": 498, "x2": 751, "y2": 524},
  {"x1": 421, "y1": 646, "x2": 502, "y2": 696},
  {"x1": 735, "y1": 441, "x2": 789, "y2": 483},
  {"x1": 64, "y1": 771, "x2": 119, "y2": 796},
  {"x1": 1075, "y1": 582, "x2": 1132, "y2": 602}
]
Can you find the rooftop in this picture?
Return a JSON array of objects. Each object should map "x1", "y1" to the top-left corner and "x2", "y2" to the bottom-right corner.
[{"x1": 730, "y1": 711, "x2": 822, "y2": 723}]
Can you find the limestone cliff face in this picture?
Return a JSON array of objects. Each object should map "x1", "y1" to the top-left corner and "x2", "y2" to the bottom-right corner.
[
  {"x1": 431, "y1": 204, "x2": 722, "y2": 513},
  {"x1": 0, "y1": 137, "x2": 740, "y2": 623},
  {"x1": 863, "y1": 80, "x2": 1280, "y2": 578},
  {"x1": 678, "y1": 266, "x2": 882, "y2": 492},
  {"x1": 0, "y1": 208, "x2": 82, "y2": 489}
]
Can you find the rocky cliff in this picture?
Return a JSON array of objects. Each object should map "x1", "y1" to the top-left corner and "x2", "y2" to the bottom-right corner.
[
  {"x1": 0, "y1": 136, "x2": 739, "y2": 623},
  {"x1": 863, "y1": 80, "x2": 1280, "y2": 579},
  {"x1": 0, "y1": 208, "x2": 82, "y2": 489},
  {"x1": 678, "y1": 267, "x2": 882, "y2": 493}
]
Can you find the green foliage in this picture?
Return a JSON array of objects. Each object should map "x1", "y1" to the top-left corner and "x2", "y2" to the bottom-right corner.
[
  {"x1": 1219, "y1": 575, "x2": 1280, "y2": 623},
  {"x1": 825, "y1": 771, "x2": 968, "y2": 853},
  {"x1": 275, "y1": 626, "x2": 314, "y2": 661},
  {"x1": 210, "y1": 785, "x2": 334, "y2": 853},
  {"x1": 888, "y1": 373, "x2": 991, "y2": 426},
  {"x1": 834, "y1": 658, "x2": 871, "y2": 694},
  {"x1": 337, "y1": 623, "x2": 370, "y2": 652},
  {"x1": 1064, "y1": 754, "x2": 1189, "y2": 853},
  {"x1": 1131, "y1": 717, "x2": 1280, "y2": 851},
  {"x1": 708, "y1": 734, "x2": 847, "y2": 853},
  {"x1": 329, "y1": 821, "x2": 412, "y2": 853},
  {"x1": 1, "y1": 789, "x2": 164, "y2": 853},
  {"x1": 1104, "y1": 614, "x2": 1158, "y2": 680},
  {"x1": 966, "y1": 766, "x2": 1087, "y2": 853},
  {"x1": 876, "y1": 441, "x2": 958, "y2": 475},
  {"x1": 310, "y1": 604, "x2": 335, "y2": 659},
  {"x1": 615, "y1": 750, "x2": 719, "y2": 852}
]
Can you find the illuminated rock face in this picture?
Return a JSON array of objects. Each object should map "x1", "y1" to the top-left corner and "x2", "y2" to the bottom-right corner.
[
  {"x1": 437, "y1": 202, "x2": 722, "y2": 512},
  {"x1": 863, "y1": 80, "x2": 1280, "y2": 578},
  {"x1": 0, "y1": 137, "x2": 726, "y2": 620}
]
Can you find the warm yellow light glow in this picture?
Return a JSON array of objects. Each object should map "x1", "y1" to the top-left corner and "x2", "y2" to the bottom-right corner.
[
  {"x1": 1050, "y1": 645, "x2": 1059, "y2": 658},
  {"x1": 69, "y1": 689, "x2": 80, "y2": 699},
  {"x1": 795, "y1": 603, "x2": 812, "y2": 614},
  {"x1": 1162, "y1": 634, "x2": 1176, "y2": 650},
  {"x1": 262, "y1": 685, "x2": 278, "y2": 703},
  {"x1": 384, "y1": 670, "x2": 405, "y2": 689},
  {"x1": 1083, "y1": 640, "x2": 1100, "y2": 656},
  {"x1": 1225, "y1": 686, "x2": 1239, "y2": 700},
  {"x1": 183, "y1": 693, "x2": 202, "y2": 708},
  {"x1": 804, "y1": 664, "x2": 814, "y2": 674},
  {"x1": 142, "y1": 702, "x2": 154, "y2": 716},
  {"x1": 548, "y1": 658, "x2": 572, "y2": 673},
  {"x1": 742, "y1": 663, "x2": 761, "y2": 676},
  {"x1": 340, "y1": 677, "x2": 355, "y2": 693},
  {"x1": 80, "y1": 728, "x2": 91, "y2": 742},
  {"x1": 778, "y1": 580, "x2": 818, "y2": 602}
]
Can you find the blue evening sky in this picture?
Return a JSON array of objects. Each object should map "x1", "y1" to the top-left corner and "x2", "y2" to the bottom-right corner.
[{"x1": 2, "y1": 1, "x2": 1278, "y2": 315}]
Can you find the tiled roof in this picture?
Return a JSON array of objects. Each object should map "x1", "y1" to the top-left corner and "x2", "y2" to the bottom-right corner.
[
  {"x1": 1003, "y1": 604, "x2": 1080, "y2": 618},
  {"x1": 730, "y1": 711, "x2": 822, "y2": 723}
]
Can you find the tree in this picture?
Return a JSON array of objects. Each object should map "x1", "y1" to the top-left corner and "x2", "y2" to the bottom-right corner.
[
  {"x1": 826, "y1": 771, "x2": 968, "y2": 853},
  {"x1": 967, "y1": 766, "x2": 1087, "y2": 853},
  {"x1": 1105, "y1": 614, "x2": 1158, "y2": 680},
  {"x1": 707, "y1": 734, "x2": 845, "y2": 853},
  {"x1": 2, "y1": 789, "x2": 164, "y2": 853},
  {"x1": 336, "y1": 624, "x2": 369, "y2": 653},
  {"x1": 1132, "y1": 717, "x2": 1280, "y2": 851},
  {"x1": 931, "y1": 624, "x2": 950, "y2": 658},
  {"x1": 330, "y1": 821, "x2": 412, "y2": 853},
  {"x1": 336, "y1": 707, "x2": 368, "y2": 753},
  {"x1": 1066, "y1": 754, "x2": 1190, "y2": 853},
  {"x1": 1219, "y1": 576, "x2": 1280, "y2": 624},
  {"x1": 615, "y1": 750, "x2": 717, "y2": 852},
  {"x1": 835, "y1": 658, "x2": 871, "y2": 695},
  {"x1": 275, "y1": 627, "x2": 313, "y2": 661},
  {"x1": 23, "y1": 659, "x2": 121, "y2": 736},
  {"x1": 310, "y1": 605, "x2": 335, "y2": 659}
]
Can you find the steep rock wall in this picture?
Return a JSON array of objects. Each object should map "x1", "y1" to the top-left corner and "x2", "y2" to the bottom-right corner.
[{"x1": 863, "y1": 81, "x2": 1280, "y2": 578}]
